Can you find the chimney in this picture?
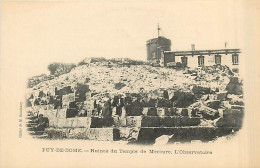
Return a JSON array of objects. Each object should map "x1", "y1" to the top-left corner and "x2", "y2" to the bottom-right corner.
[{"x1": 191, "y1": 44, "x2": 195, "y2": 51}]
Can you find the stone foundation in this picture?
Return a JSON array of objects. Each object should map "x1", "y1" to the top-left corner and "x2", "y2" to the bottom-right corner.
[{"x1": 45, "y1": 127, "x2": 120, "y2": 141}]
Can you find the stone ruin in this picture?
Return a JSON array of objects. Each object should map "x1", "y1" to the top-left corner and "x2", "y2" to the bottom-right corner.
[
  {"x1": 26, "y1": 79, "x2": 244, "y2": 144},
  {"x1": 26, "y1": 61, "x2": 244, "y2": 144}
]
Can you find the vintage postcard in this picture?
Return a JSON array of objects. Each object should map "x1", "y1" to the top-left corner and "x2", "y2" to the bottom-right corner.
[{"x1": 0, "y1": 0, "x2": 259, "y2": 167}]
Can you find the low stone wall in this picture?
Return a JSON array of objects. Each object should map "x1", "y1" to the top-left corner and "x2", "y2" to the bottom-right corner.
[
  {"x1": 45, "y1": 121, "x2": 235, "y2": 143},
  {"x1": 90, "y1": 117, "x2": 114, "y2": 128},
  {"x1": 136, "y1": 127, "x2": 233, "y2": 144},
  {"x1": 36, "y1": 102, "x2": 244, "y2": 142},
  {"x1": 49, "y1": 117, "x2": 91, "y2": 128},
  {"x1": 48, "y1": 115, "x2": 202, "y2": 129},
  {"x1": 215, "y1": 107, "x2": 244, "y2": 130},
  {"x1": 45, "y1": 127, "x2": 119, "y2": 141}
]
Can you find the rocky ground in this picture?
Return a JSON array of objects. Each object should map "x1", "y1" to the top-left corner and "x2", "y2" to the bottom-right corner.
[{"x1": 26, "y1": 58, "x2": 244, "y2": 144}]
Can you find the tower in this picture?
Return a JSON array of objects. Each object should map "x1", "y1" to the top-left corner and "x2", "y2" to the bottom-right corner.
[{"x1": 146, "y1": 24, "x2": 171, "y2": 62}]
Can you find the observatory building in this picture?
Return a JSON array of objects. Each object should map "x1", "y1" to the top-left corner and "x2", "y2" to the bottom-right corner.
[
  {"x1": 146, "y1": 25, "x2": 241, "y2": 68},
  {"x1": 146, "y1": 25, "x2": 171, "y2": 62}
]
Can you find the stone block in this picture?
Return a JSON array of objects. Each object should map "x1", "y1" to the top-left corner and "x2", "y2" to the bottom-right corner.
[
  {"x1": 62, "y1": 93, "x2": 75, "y2": 104},
  {"x1": 69, "y1": 102, "x2": 77, "y2": 108},
  {"x1": 118, "y1": 127, "x2": 139, "y2": 140},
  {"x1": 56, "y1": 109, "x2": 66, "y2": 119},
  {"x1": 157, "y1": 98, "x2": 173, "y2": 108},
  {"x1": 223, "y1": 108, "x2": 232, "y2": 118},
  {"x1": 75, "y1": 92, "x2": 87, "y2": 102},
  {"x1": 215, "y1": 127, "x2": 233, "y2": 137},
  {"x1": 56, "y1": 86, "x2": 73, "y2": 96},
  {"x1": 49, "y1": 117, "x2": 91, "y2": 128},
  {"x1": 45, "y1": 128, "x2": 64, "y2": 139},
  {"x1": 128, "y1": 128, "x2": 139, "y2": 141},
  {"x1": 48, "y1": 118, "x2": 56, "y2": 127},
  {"x1": 217, "y1": 91, "x2": 227, "y2": 100},
  {"x1": 153, "y1": 127, "x2": 218, "y2": 142},
  {"x1": 87, "y1": 128, "x2": 119, "y2": 141},
  {"x1": 142, "y1": 108, "x2": 148, "y2": 116},
  {"x1": 201, "y1": 108, "x2": 220, "y2": 120},
  {"x1": 189, "y1": 117, "x2": 201, "y2": 126},
  {"x1": 232, "y1": 110, "x2": 244, "y2": 129},
  {"x1": 44, "y1": 109, "x2": 57, "y2": 120},
  {"x1": 75, "y1": 117, "x2": 91, "y2": 127},
  {"x1": 137, "y1": 128, "x2": 155, "y2": 144},
  {"x1": 114, "y1": 82, "x2": 126, "y2": 90},
  {"x1": 66, "y1": 128, "x2": 88, "y2": 139},
  {"x1": 119, "y1": 127, "x2": 131, "y2": 139},
  {"x1": 153, "y1": 128, "x2": 176, "y2": 140},
  {"x1": 119, "y1": 117, "x2": 127, "y2": 127},
  {"x1": 213, "y1": 118, "x2": 225, "y2": 127},
  {"x1": 113, "y1": 116, "x2": 126, "y2": 127},
  {"x1": 66, "y1": 108, "x2": 78, "y2": 118},
  {"x1": 192, "y1": 86, "x2": 211, "y2": 95},
  {"x1": 205, "y1": 100, "x2": 221, "y2": 110},
  {"x1": 160, "y1": 116, "x2": 181, "y2": 127},
  {"x1": 180, "y1": 117, "x2": 190, "y2": 126},
  {"x1": 48, "y1": 105, "x2": 55, "y2": 110},
  {"x1": 164, "y1": 108, "x2": 171, "y2": 116},
  {"x1": 90, "y1": 117, "x2": 114, "y2": 128},
  {"x1": 56, "y1": 118, "x2": 67, "y2": 128},
  {"x1": 131, "y1": 107, "x2": 143, "y2": 116},
  {"x1": 65, "y1": 118, "x2": 76, "y2": 127},
  {"x1": 164, "y1": 107, "x2": 177, "y2": 116},
  {"x1": 76, "y1": 84, "x2": 89, "y2": 93},
  {"x1": 229, "y1": 77, "x2": 239, "y2": 84},
  {"x1": 226, "y1": 82, "x2": 243, "y2": 95},
  {"x1": 181, "y1": 108, "x2": 188, "y2": 116},
  {"x1": 141, "y1": 116, "x2": 161, "y2": 127},
  {"x1": 223, "y1": 109, "x2": 244, "y2": 128},
  {"x1": 176, "y1": 108, "x2": 182, "y2": 115},
  {"x1": 157, "y1": 108, "x2": 165, "y2": 117},
  {"x1": 171, "y1": 91, "x2": 196, "y2": 108},
  {"x1": 147, "y1": 107, "x2": 157, "y2": 116},
  {"x1": 126, "y1": 116, "x2": 142, "y2": 127},
  {"x1": 142, "y1": 98, "x2": 156, "y2": 107}
]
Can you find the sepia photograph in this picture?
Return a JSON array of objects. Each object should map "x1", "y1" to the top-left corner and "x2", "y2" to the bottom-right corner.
[
  {"x1": 22, "y1": 2, "x2": 244, "y2": 144},
  {"x1": 25, "y1": 25, "x2": 243, "y2": 144},
  {"x1": 1, "y1": 0, "x2": 259, "y2": 168}
]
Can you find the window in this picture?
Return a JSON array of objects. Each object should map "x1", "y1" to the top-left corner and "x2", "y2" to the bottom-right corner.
[
  {"x1": 215, "y1": 55, "x2": 221, "y2": 64},
  {"x1": 232, "y1": 54, "x2": 239, "y2": 65},
  {"x1": 198, "y1": 56, "x2": 204, "y2": 66},
  {"x1": 181, "y1": 57, "x2": 188, "y2": 67}
]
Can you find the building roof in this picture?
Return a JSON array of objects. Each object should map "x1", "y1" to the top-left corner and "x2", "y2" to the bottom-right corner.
[
  {"x1": 164, "y1": 48, "x2": 241, "y2": 56},
  {"x1": 146, "y1": 36, "x2": 171, "y2": 43}
]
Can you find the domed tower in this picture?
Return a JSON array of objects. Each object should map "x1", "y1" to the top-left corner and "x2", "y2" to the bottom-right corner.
[{"x1": 146, "y1": 25, "x2": 171, "y2": 62}]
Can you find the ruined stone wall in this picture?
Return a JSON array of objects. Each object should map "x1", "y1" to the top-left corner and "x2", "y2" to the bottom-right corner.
[{"x1": 26, "y1": 63, "x2": 244, "y2": 142}]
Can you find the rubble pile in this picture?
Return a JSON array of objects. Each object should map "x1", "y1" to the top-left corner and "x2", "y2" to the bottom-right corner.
[
  {"x1": 26, "y1": 59, "x2": 244, "y2": 143},
  {"x1": 27, "y1": 74, "x2": 55, "y2": 88}
]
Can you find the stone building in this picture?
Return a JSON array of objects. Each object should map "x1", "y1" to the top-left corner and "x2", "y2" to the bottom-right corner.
[
  {"x1": 146, "y1": 26, "x2": 241, "y2": 68},
  {"x1": 161, "y1": 49, "x2": 241, "y2": 68},
  {"x1": 146, "y1": 36, "x2": 171, "y2": 62}
]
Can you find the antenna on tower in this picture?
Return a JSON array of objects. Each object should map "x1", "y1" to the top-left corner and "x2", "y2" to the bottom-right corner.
[{"x1": 157, "y1": 23, "x2": 161, "y2": 38}]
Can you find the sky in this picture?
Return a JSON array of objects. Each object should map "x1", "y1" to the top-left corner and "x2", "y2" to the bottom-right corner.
[{"x1": 1, "y1": 0, "x2": 245, "y2": 77}]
